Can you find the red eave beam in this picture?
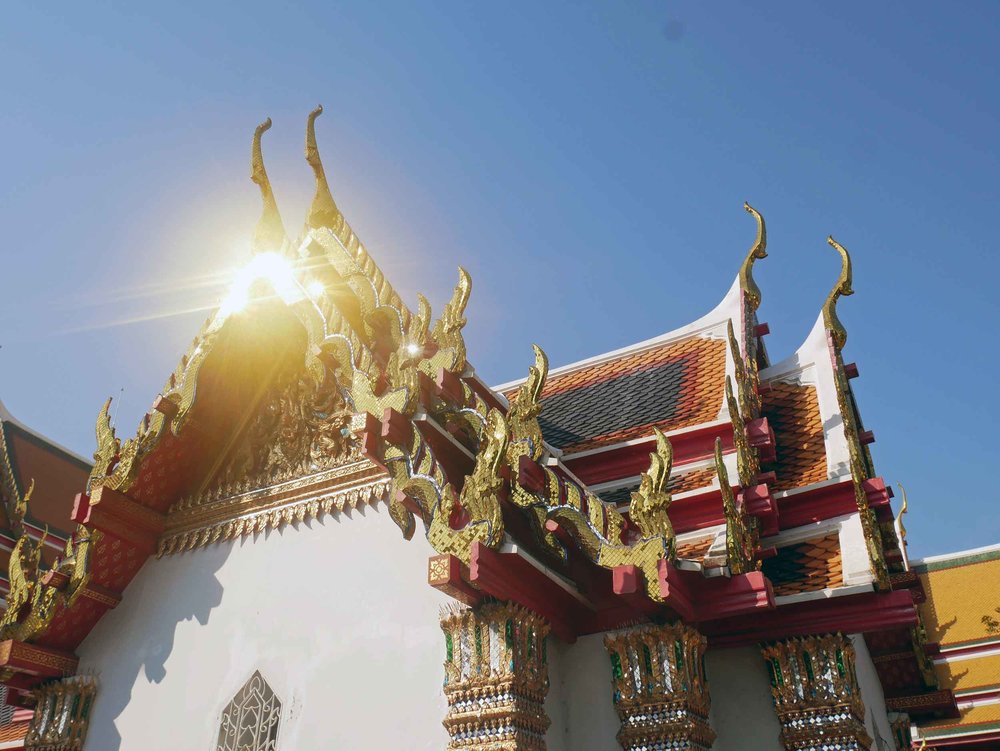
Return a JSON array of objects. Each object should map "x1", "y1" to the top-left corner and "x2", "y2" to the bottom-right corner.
[
  {"x1": 0, "y1": 640, "x2": 77, "y2": 679},
  {"x1": 702, "y1": 589, "x2": 918, "y2": 647},
  {"x1": 73, "y1": 486, "x2": 166, "y2": 557},
  {"x1": 777, "y1": 476, "x2": 893, "y2": 530},
  {"x1": 564, "y1": 422, "x2": 736, "y2": 486},
  {"x1": 469, "y1": 541, "x2": 586, "y2": 643}
]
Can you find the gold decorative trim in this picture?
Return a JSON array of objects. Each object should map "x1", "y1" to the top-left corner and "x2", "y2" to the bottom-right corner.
[{"x1": 158, "y1": 461, "x2": 390, "y2": 555}]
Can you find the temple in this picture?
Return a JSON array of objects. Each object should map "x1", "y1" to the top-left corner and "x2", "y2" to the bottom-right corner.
[{"x1": 0, "y1": 109, "x2": 992, "y2": 750}]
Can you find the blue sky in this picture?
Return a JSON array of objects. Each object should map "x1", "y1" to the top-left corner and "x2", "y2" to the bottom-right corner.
[{"x1": 1, "y1": 2, "x2": 997, "y2": 557}]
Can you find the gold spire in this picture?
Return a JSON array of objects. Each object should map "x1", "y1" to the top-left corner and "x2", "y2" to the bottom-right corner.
[
  {"x1": 822, "y1": 235, "x2": 854, "y2": 351},
  {"x1": 250, "y1": 117, "x2": 287, "y2": 255},
  {"x1": 740, "y1": 202, "x2": 768, "y2": 312},
  {"x1": 305, "y1": 105, "x2": 342, "y2": 231}
]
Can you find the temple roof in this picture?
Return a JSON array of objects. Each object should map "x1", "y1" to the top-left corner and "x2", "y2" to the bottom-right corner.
[
  {"x1": 0, "y1": 399, "x2": 89, "y2": 541},
  {"x1": 508, "y1": 335, "x2": 727, "y2": 455},
  {"x1": 911, "y1": 544, "x2": 1000, "y2": 745}
]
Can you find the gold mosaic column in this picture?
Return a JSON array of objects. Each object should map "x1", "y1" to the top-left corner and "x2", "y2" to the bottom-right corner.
[
  {"x1": 25, "y1": 675, "x2": 98, "y2": 751},
  {"x1": 760, "y1": 634, "x2": 872, "y2": 751},
  {"x1": 440, "y1": 603, "x2": 550, "y2": 751},
  {"x1": 603, "y1": 623, "x2": 716, "y2": 751}
]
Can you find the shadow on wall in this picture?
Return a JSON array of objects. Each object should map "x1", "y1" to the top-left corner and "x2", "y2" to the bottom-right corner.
[{"x1": 82, "y1": 538, "x2": 230, "y2": 751}]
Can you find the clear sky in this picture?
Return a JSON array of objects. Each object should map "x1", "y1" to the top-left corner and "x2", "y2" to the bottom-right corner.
[{"x1": 2, "y1": 2, "x2": 997, "y2": 558}]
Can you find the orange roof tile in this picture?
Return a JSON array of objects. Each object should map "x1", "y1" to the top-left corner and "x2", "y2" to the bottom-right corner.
[
  {"x1": 676, "y1": 535, "x2": 716, "y2": 562},
  {"x1": 508, "y1": 337, "x2": 726, "y2": 454},
  {"x1": 762, "y1": 533, "x2": 843, "y2": 596},
  {"x1": 0, "y1": 720, "x2": 28, "y2": 743},
  {"x1": 762, "y1": 381, "x2": 827, "y2": 491}
]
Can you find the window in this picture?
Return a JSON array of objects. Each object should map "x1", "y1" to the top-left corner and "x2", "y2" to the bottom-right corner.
[{"x1": 217, "y1": 671, "x2": 281, "y2": 751}]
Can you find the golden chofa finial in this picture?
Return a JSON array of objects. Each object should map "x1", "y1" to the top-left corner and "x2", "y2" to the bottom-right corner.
[
  {"x1": 250, "y1": 118, "x2": 287, "y2": 255},
  {"x1": 305, "y1": 105, "x2": 343, "y2": 231},
  {"x1": 823, "y1": 235, "x2": 854, "y2": 352},
  {"x1": 898, "y1": 483, "x2": 909, "y2": 544},
  {"x1": 740, "y1": 202, "x2": 768, "y2": 312}
]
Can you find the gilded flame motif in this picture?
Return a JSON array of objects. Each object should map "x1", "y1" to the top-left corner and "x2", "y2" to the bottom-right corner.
[
  {"x1": 250, "y1": 117, "x2": 287, "y2": 256},
  {"x1": 822, "y1": 235, "x2": 854, "y2": 353},
  {"x1": 740, "y1": 202, "x2": 768, "y2": 314},
  {"x1": 629, "y1": 428, "x2": 675, "y2": 543}
]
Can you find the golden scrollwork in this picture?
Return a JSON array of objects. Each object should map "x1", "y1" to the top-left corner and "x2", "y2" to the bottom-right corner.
[
  {"x1": 714, "y1": 437, "x2": 758, "y2": 576},
  {"x1": 604, "y1": 623, "x2": 715, "y2": 751},
  {"x1": 740, "y1": 202, "x2": 768, "y2": 314},
  {"x1": 822, "y1": 235, "x2": 854, "y2": 353},
  {"x1": 898, "y1": 482, "x2": 909, "y2": 548},
  {"x1": 629, "y1": 428, "x2": 675, "y2": 542}
]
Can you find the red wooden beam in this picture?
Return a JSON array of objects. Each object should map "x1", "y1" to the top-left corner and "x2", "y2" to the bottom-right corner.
[
  {"x1": 414, "y1": 415, "x2": 475, "y2": 488},
  {"x1": 702, "y1": 589, "x2": 918, "y2": 647},
  {"x1": 564, "y1": 422, "x2": 736, "y2": 486},
  {"x1": 73, "y1": 486, "x2": 166, "y2": 556},
  {"x1": 469, "y1": 541, "x2": 587, "y2": 643},
  {"x1": 0, "y1": 640, "x2": 77, "y2": 678},
  {"x1": 777, "y1": 476, "x2": 892, "y2": 530}
]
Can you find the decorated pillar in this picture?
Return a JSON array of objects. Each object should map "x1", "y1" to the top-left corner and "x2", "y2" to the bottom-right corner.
[
  {"x1": 439, "y1": 603, "x2": 551, "y2": 751},
  {"x1": 760, "y1": 634, "x2": 872, "y2": 751},
  {"x1": 603, "y1": 623, "x2": 715, "y2": 751},
  {"x1": 24, "y1": 675, "x2": 97, "y2": 751}
]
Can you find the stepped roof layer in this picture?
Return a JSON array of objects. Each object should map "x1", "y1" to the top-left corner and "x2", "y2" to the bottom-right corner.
[
  {"x1": 504, "y1": 336, "x2": 727, "y2": 455},
  {"x1": 760, "y1": 381, "x2": 826, "y2": 492},
  {"x1": 0, "y1": 400, "x2": 89, "y2": 540},
  {"x1": 911, "y1": 544, "x2": 1000, "y2": 747},
  {"x1": 0, "y1": 114, "x2": 939, "y2": 728}
]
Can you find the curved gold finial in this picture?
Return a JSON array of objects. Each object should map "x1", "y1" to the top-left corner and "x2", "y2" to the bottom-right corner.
[
  {"x1": 740, "y1": 202, "x2": 768, "y2": 312},
  {"x1": 898, "y1": 483, "x2": 909, "y2": 544},
  {"x1": 823, "y1": 235, "x2": 854, "y2": 352},
  {"x1": 305, "y1": 105, "x2": 342, "y2": 230},
  {"x1": 250, "y1": 118, "x2": 287, "y2": 254}
]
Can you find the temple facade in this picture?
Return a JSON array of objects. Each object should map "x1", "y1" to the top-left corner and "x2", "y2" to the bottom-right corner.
[{"x1": 0, "y1": 109, "x2": 990, "y2": 750}]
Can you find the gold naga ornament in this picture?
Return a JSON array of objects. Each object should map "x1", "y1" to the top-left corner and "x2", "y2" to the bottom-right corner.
[
  {"x1": 0, "y1": 519, "x2": 100, "y2": 644},
  {"x1": 822, "y1": 236, "x2": 891, "y2": 590},
  {"x1": 713, "y1": 437, "x2": 758, "y2": 576}
]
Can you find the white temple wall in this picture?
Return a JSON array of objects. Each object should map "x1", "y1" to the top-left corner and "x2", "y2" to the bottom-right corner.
[
  {"x1": 706, "y1": 645, "x2": 785, "y2": 750},
  {"x1": 851, "y1": 633, "x2": 894, "y2": 744},
  {"x1": 76, "y1": 504, "x2": 453, "y2": 751}
]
